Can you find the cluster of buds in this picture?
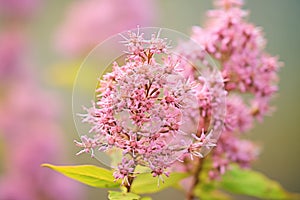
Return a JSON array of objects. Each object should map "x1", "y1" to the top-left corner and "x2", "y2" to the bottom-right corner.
[{"x1": 75, "y1": 29, "x2": 224, "y2": 185}]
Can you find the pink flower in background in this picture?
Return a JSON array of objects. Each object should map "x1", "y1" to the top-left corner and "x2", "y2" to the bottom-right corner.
[
  {"x1": 0, "y1": 82, "x2": 82, "y2": 200},
  {"x1": 209, "y1": 131, "x2": 259, "y2": 179},
  {"x1": 0, "y1": 30, "x2": 29, "y2": 81},
  {"x1": 0, "y1": 0, "x2": 41, "y2": 19},
  {"x1": 0, "y1": 116, "x2": 80, "y2": 200},
  {"x1": 0, "y1": 3, "x2": 82, "y2": 199},
  {"x1": 174, "y1": 0, "x2": 281, "y2": 179},
  {"x1": 55, "y1": 0, "x2": 156, "y2": 57},
  {"x1": 192, "y1": 0, "x2": 281, "y2": 106},
  {"x1": 224, "y1": 95, "x2": 253, "y2": 133}
]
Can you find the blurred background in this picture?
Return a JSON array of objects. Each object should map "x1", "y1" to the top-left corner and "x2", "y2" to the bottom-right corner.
[{"x1": 0, "y1": 0, "x2": 299, "y2": 199}]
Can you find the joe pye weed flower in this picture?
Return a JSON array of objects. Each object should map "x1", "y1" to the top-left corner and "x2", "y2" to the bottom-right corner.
[
  {"x1": 74, "y1": 29, "x2": 224, "y2": 189},
  {"x1": 43, "y1": 1, "x2": 297, "y2": 200}
]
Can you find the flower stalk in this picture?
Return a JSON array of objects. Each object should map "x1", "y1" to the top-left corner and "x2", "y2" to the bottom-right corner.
[{"x1": 185, "y1": 158, "x2": 204, "y2": 200}]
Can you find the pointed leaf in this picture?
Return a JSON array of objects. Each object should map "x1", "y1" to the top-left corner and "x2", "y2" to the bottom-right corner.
[
  {"x1": 108, "y1": 191, "x2": 140, "y2": 200},
  {"x1": 42, "y1": 164, "x2": 119, "y2": 188},
  {"x1": 131, "y1": 172, "x2": 189, "y2": 194},
  {"x1": 220, "y1": 165, "x2": 291, "y2": 199}
]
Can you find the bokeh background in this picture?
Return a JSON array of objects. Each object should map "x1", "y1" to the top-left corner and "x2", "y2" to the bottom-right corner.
[{"x1": 0, "y1": 0, "x2": 299, "y2": 199}]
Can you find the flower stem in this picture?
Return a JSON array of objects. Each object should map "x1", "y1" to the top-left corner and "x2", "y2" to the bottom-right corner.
[
  {"x1": 125, "y1": 176, "x2": 134, "y2": 192},
  {"x1": 185, "y1": 157, "x2": 204, "y2": 200}
]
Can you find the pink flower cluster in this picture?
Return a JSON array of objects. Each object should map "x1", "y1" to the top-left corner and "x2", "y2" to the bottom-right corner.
[
  {"x1": 180, "y1": 0, "x2": 281, "y2": 179},
  {"x1": 192, "y1": 0, "x2": 280, "y2": 121},
  {"x1": 75, "y1": 29, "x2": 224, "y2": 185}
]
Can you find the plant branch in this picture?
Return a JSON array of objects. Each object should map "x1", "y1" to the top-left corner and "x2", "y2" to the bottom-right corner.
[
  {"x1": 185, "y1": 157, "x2": 204, "y2": 200},
  {"x1": 124, "y1": 175, "x2": 135, "y2": 192}
]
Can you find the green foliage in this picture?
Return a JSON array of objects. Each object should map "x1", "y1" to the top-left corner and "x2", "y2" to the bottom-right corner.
[
  {"x1": 219, "y1": 165, "x2": 291, "y2": 199},
  {"x1": 42, "y1": 163, "x2": 298, "y2": 200},
  {"x1": 194, "y1": 189, "x2": 231, "y2": 200},
  {"x1": 108, "y1": 191, "x2": 141, "y2": 200},
  {"x1": 134, "y1": 165, "x2": 151, "y2": 174},
  {"x1": 131, "y1": 172, "x2": 189, "y2": 194},
  {"x1": 194, "y1": 160, "x2": 231, "y2": 200},
  {"x1": 193, "y1": 163, "x2": 299, "y2": 200},
  {"x1": 140, "y1": 197, "x2": 153, "y2": 200},
  {"x1": 42, "y1": 164, "x2": 120, "y2": 188},
  {"x1": 108, "y1": 191, "x2": 153, "y2": 200}
]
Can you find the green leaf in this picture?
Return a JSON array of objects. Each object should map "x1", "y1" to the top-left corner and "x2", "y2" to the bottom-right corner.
[
  {"x1": 131, "y1": 172, "x2": 189, "y2": 194},
  {"x1": 220, "y1": 165, "x2": 291, "y2": 199},
  {"x1": 108, "y1": 191, "x2": 141, "y2": 200},
  {"x1": 140, "y1": 197, "x2": 152, "y2": 200},
  {"x1": 195, "y1": 189, "x2": 231, "y2": 200},
  {"x1": 194, "y1": 167, "x2": 231, "y2": 200},
  {"x1": 42, "y1": 164, "x2": 119, "y2": 188},
  {"x1": 134, "y1": 165, "x2": 151, "y2": 174}
]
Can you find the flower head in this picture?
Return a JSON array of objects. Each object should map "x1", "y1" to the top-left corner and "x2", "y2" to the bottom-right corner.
[{"x1": 76, "y1": 29, "x2": 222, "y2": 182}]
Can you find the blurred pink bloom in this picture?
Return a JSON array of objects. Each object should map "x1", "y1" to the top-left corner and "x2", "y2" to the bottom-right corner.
[
  {"x1": 0, "y1": 30, "x2": 29, "y2": 81},
  {"x1": 0, "y1": 18, "x2": 82, "y2": 200},
  {"x1": 55, "y1": 0, "x2": 156, "y2": 56},
  {"x1": 225, "y1": 95, "x2": 253, "y2": 133},
  {"x1": 173, "y1": 0, "x2": 281, "y2": 179},
  {"x1": 209, "y1": 131, "x2": 259, "y2": 179},
  {"x1": 0, "y1": 83, "x2": 83, "y2": 200},
  {"x1": 0, "y1": 0, "x2": 41, "y2": 19},
  {"x1": 192, "y1": 0, "x2": 281, "y2": 109}
]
